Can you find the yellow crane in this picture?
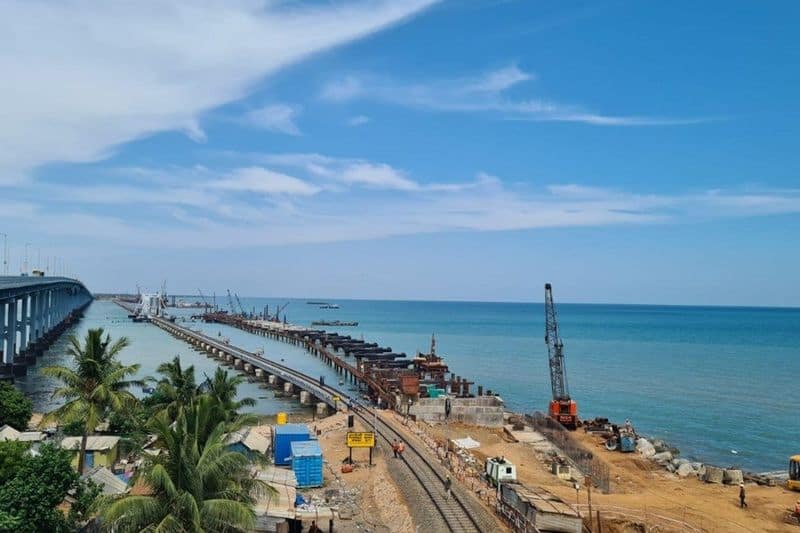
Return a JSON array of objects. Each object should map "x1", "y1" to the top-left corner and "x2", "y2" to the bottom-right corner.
[{"x1": 789, "y1": 455, "x2": 800, "y2": 491}]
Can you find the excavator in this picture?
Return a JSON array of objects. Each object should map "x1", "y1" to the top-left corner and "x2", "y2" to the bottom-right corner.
[{"x1": 544, "y1": 283, "x2": 579, "y2": 429}]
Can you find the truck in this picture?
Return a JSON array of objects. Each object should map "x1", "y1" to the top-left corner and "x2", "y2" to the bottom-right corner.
[{"x1": 486, "y1": 456, "x2": 517, "y2": 486}]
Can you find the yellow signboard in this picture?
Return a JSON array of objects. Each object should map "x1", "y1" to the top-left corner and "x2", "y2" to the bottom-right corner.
[{"x1": 346, "y1": 431, "x2": 375, "y2": 448}]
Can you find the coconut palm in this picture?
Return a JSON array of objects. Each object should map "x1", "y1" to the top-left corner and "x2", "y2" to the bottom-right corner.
[
  {"x1": 102, "y1": 401, "x2": 270, "y2": 532},
  {"x1": 152, "y1": 356, "x2": 199, "y2": 420},
  {"x1": 204, "y1": 367, "x2": 256, "y2": 420},
  {"x1": 42, "y1": 328, "x2": 141, "y2": 473}
]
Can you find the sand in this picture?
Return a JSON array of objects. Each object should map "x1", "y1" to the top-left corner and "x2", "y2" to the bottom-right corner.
[{"x1": 411, "y1": 419, "x2": 800, "y2": 532}]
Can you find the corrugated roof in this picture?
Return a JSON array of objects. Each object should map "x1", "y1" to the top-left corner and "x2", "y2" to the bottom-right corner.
[
  {"x1": 0, "y1": 424, "x2": 44, "y2": 442},
  {"x1": 290, "y1": 440, "x2": 322, "y2": 457},
  {"x1": 83, "y1": 467, "x2": 128, "y2": 495},
  {"x1": 226, "y1": 425, "x2": 272, "y2": 454},
  {"x1": 61, "y1": 435, "x2": 120, "y2": 451}
]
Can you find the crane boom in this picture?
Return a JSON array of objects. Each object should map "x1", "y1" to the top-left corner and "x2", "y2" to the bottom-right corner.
[
  {"x1": 544, "y1": 283, "x2": 578, "y2": 429},
  {"x1": 234, "y1": 293, "x2": 245, "y2": 316},
  {"x1": 544, "y1": 283, "x2": 569, "y2": 401},
  {"x1": 227, "y1": 289, "x2": 236, "y2": 314}
]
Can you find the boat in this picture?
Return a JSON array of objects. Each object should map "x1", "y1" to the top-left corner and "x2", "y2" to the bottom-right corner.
[
  {"x1": 311, "y1": 320, "x2": 358, "y2": 327},
  {"x1": 319, "y1": 304, "x2": 340, "y2": 309},
  {"x1": 307, "y1": 301, "x2": 328, "y2": 305}
]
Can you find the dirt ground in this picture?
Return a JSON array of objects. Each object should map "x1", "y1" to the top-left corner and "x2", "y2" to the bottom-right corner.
[
  {"x1": 301, "y1": 412, "x2": 415, "y2": 533},
  {"x1": 415, "y1": 419, "x2": 800, "y2": 533}
]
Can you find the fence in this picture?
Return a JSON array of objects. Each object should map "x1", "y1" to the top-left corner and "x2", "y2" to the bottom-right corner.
[{"x1": 526, "y1": 412, "x2": 611, "y2": 493}]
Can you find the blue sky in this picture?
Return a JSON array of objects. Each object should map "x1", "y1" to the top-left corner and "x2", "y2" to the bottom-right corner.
[{"x1": 1, "y1": 0, "x2": 798, "y2": 306}]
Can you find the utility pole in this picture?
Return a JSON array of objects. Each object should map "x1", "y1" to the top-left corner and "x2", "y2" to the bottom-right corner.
[
  {"x1": 0, "y1": 233, "x2": 7, "y2": 275},
  {"x1": 23, "y1": 242, "x2": 30, "y2": 274}
]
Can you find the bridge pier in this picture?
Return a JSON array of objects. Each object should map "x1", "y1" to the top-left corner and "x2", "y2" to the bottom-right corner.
[
  {"x1": 283, "y1": 382, "x2": 294, "y2": 394},
  {"x1": 2, "y1": 279, "x2": 93, "y2": 380}
]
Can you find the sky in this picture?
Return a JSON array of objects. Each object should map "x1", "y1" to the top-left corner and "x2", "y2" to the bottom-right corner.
[{"x1": 1, "y1": 0, "x2": 799, "y2": 306}]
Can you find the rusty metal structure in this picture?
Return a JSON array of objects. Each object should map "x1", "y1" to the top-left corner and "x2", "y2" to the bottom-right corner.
[{"x1": 201, "y1": 312, "x2": 485, "y2": 409}]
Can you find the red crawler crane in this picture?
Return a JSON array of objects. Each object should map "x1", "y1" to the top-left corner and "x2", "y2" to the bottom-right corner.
[{"x1": 544, "y1": 283, "x2": 579, "y2": 429}]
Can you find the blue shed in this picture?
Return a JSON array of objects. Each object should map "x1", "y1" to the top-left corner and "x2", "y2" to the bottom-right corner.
[
  {"x1": 291, "y1": 440, "x2": 323, "y2": 488},
  {"x1": 273, "y1": 424, "x2": 310, "y2": 466}
]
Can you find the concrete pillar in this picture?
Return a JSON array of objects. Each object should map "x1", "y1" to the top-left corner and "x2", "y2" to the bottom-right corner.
[
  {"x1": 268, "y1": 374, "x2": 278, "y2": 385},
  {"x1": 299, "y1": 390, "x2": 312, "y2": 405},
  {"x1": 18, "y1": 295, "x2": 29, "y2": 353},
  {"x1": 244, "y1": 363, "x2": 253, "y2": 373},
  {"x1": 0, "y1": 302, "x2": 6, "y2": 364},
  {"x1": 29, "y1": 292, "x2": 39, "y2": 343},
  {"x1": 233, "y1": 358, "x2": 243, "y2": 370},
  {"x1": 316, "y1": 402, "x2": 328, "y2": 417},
  {"x1": 255, "y1": 368, "x2": 264, "y2": 379},
  {"x1": 6, "y1": 300, "x2": 17, "y2": 361},
  {"x1": 283, "y1": 382, "x2": 294, "y2": 394}
]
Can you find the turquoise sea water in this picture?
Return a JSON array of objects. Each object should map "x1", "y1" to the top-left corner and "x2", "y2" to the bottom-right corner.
[{"x1": 18, "y1": 298, "x2": 800, "y2": 472}]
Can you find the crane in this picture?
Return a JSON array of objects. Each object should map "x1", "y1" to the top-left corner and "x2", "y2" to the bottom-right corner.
[
  {"x1": 544, "y1": 283, "x2": 578, "y2": 429},
  {"x1": 226, "y1": 289, "x2": 237, "y2": 315},
  {"x1": 275, "y1": 301, "x2": 290, "y2": 322},
  {"x1": 197, "y1": 289, "x2": 211, "y2": 312},
  {"x1": 234, "y1": 293, "x2": 246, "y2": 317}
]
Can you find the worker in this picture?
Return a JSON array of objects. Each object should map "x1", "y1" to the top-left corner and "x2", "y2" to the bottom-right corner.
[
  {"x1": 397, "y1": 440, "x2": 405, "y2": 457},
  {"x1": 392, "y1": 439, "x2": 399, "y2": 458},
  {"x1": 793, "y1": 500, "x2": 800, "y2": 520},
  {"x1": 444, "y1": 474, "x2": 452, "y2": 500},
  {"x1": 307, "y1": 520, "x2": 322, "y2": 533},
  {"x1": 739, "y1": 483, "x2": 747, "y2": 508}
]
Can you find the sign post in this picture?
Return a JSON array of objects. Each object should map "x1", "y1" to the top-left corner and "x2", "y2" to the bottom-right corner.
[{"x1": 346, "y1": 431, "x2": 376, "y2": 466}]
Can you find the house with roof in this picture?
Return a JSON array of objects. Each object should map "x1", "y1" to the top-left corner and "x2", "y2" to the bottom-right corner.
[
  {"x1": 226, "y1": 424, "x2": 271, "y2": 459},
  {"x1": 82, "y1": 466, "x2": 129, "y2": 496},
  {"x1": 0, "y1": 424, "x2": 46, "y2": 449},
  {"x1": 61, "y1": 435, "x2": 120, "y2": 471}
]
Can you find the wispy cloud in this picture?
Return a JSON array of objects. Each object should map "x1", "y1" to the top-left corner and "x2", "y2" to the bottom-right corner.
[
  {"x1": 9, "y1": 156, "x2": 798, "y2": 249},
  {"x1": 320, "y1": 65, "x2": 709, "y2": 126},
  {"x1": 244, "y1": 104, "x2": 302, "y2": 135},
  {"x1": 0, "y1": 0, "x2": 439, "y2": 184},
  {"x1": 209, "y1": 167, "x2": 320, "y2": 196},
  {"x1": 348, "y1": 115, "x2": 371, "y2": 126}
]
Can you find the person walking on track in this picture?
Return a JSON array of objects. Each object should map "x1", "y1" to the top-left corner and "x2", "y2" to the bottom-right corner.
[{"x1": 444, "y1": 474, "x2": 452, "y2": 500}]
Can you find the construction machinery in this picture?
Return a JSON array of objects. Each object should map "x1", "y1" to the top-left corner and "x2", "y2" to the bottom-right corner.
[
  {"x1": 544, "y1": 283, "x2": 579, "y2": 429},
  {"x1": 789, "y1": 455, "x2": 800, "y2": 491}
]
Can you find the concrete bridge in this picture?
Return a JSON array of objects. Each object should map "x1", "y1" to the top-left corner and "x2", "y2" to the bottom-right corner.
[
  {"x1": 151, "y1": 317, "x2": 342, "y2": 411},
  {"x1": 1, "y1": 276, "x2": 93, "y2": 378}
]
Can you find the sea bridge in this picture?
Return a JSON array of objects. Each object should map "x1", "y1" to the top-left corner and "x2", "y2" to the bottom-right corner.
[{"x1": 1, "y1": 276, "x2": 93, "y2": 378}]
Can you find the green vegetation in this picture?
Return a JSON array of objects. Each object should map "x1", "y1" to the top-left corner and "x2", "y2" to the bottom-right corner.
[
  {"x1": 0, "y1": 443, "x2": 100, "y2": 532},
  {"x1": 0, "y1": 441, "x2": 29, "y2": 485},
  {"x1": 25, "y1": 331, "x2": 269, "y2": 531},
  {"x1": 42, "y1": 328, "x2": 142, "y2": 473},
  {"x1": 102, "y1": 399, "x2": 268, "y2": 531},
  {"x1": 0, "y1": 381, "x2": 33, "y2": 430}
]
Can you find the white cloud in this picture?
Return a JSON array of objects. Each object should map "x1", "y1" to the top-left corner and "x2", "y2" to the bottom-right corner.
[
  {"x1": 320, "y1": 65, "x2": 709, "y2": 126},
  {"x1": 0, "y1": 0, "x2": 439, "y2": 184},
  {"x1": 348, "y1": 115, "x2": 371, "y2": 126},
  {"x1": 8, "y1": 160, "x2": 800, "y2": 249},
  {"x1": 208, "y1": 167, "x2": 320, "y2": 196},
  {"x1": 256, "y1": 152, "x2": 474, "y2": 192},
  {"x1": 245, "y1": 104, "x2": 302, "y2": 135}
]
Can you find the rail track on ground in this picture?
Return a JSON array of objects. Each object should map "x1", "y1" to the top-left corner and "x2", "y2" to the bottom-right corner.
[{"x1": 141, "y1": 312, "x2": 494, "y2": 532}]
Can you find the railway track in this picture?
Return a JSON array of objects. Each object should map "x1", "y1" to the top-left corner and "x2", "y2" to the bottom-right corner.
[
  {"x1": 353, "y1": 407, "x2": 484, "y2": 532},
  {"x1": 144, "y1": 314, "x2": 494, "y2": 532}
]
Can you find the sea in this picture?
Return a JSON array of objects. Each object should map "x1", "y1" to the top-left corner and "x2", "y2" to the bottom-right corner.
[{"x1": 16, "y1": 297, "x2": 800, "y2": 473}]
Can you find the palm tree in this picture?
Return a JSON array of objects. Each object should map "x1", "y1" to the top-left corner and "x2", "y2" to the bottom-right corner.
[
  {"x1": 102, "y1": 402, "x2": 270, "y2": 532},
  {"x1": 42, "y1": 328, "x2": 141, "y2": 473},
  {"x1": 152, "y1": 356, "x2": 198, "y2": 420},
  {"x1": 204, "y1": 367, "x2": 256, "y2": 420}
]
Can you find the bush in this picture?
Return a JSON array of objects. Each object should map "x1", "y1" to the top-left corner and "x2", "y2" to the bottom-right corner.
[{"x1": 0, "y1": 383, "x2": 33, "y2": 431}]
